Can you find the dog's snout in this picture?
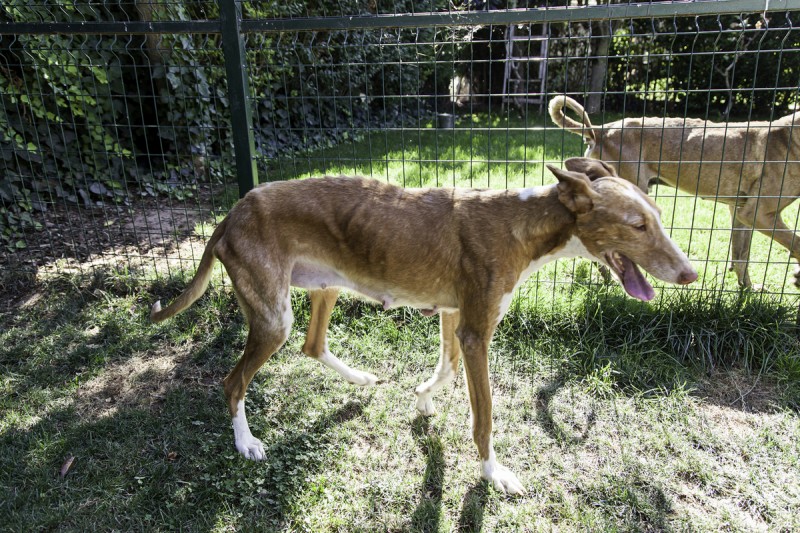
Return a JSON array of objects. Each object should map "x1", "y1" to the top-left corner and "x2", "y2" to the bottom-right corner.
[{"x1": 678, "y1": 269, "x2": 698, "y2": 285}]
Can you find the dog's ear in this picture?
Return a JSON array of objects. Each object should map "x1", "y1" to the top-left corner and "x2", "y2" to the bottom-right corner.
[
  {"x1": 564, "y1": 157, "x2": 617, "y2": 181},
  {"x1": 547, "y1": 164, "x2": 597, "y2": 215}
]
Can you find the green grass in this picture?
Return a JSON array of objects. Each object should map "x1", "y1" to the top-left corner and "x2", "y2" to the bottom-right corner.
[
  {"x1": 3, "y1": 114, "x2": 800, "y2": 530},
  {"x1": 266, "y1": 114, "x2": 582, "y2": 189},
  {"x1": 1, "y1": 270, "x2": 799, "y2": 531},
  {"x1": 265, "y1": 113, "x2": 800, "y2": 295}
]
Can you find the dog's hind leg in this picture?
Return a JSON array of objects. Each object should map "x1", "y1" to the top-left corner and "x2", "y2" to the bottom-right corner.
[
  {"x1": 728, "y1": 205, "x2": 754, "y2": 288},
  {"x1": 223, "y1": 289, "x2": 293, "y2": 461},
  {"x1": 415, "y1": 310, "x2": 461, "y2": 416},
  {"x1": 736, "y1": 194, "x2": 800, "y2": 287},
  {"x1": 302, "y1": 288, "x2": 378, "y2": 386},
  {"x1": 750, "y1": 207, "x2": 800, "y2": 287}
]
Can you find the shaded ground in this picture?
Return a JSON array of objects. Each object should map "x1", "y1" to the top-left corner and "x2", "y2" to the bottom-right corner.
[
  {"x1": 2, "y1": 184, "x2": 228, "y2": 280},
  {"x1": 1, "y1": 177, "x2": 798, "y2": 530}
]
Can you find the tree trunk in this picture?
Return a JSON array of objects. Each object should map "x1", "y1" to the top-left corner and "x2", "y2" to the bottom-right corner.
[
  {"x1": 586, "y1": 21, "x2": 613, "y2": 114},
  {"x1": 135, "y1": 1, "x2": 165, "y2": 66}
]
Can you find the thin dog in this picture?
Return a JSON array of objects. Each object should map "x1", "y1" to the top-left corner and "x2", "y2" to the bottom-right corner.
[
  {"x1": 151, "y1": 158, "x2": 697, "y2": 494},
  {"x1": 549, "y1": 95, "x2": 800, "y2": 288}
]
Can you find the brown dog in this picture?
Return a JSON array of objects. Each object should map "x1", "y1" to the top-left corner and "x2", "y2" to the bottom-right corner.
[
  {"x1": 151, "y1": 159, "x2": 696, "y2": 494},
  {"x1": 550, "y1": 95, "x2": 800, "y2": 288}
]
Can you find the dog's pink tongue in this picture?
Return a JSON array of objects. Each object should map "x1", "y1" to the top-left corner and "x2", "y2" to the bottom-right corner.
[{"x1": 621, "y1": 256, "x2": 655, "y2": 301}]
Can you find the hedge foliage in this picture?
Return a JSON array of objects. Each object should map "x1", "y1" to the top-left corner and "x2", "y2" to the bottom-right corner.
[
  {"x1": 0, "y1": 0, "x2": 453, "y2": 250},
  {"x1": 1, "y1": 2, "x2": 798, "y2": 252},
  {"x1": 608, "y1": 13, "x2": 800, "y2": 116}
]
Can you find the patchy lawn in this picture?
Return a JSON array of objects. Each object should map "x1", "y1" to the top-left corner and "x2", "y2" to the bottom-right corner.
[{"x1": 1, "y1": 270, "x2": 798, "y2": 531}]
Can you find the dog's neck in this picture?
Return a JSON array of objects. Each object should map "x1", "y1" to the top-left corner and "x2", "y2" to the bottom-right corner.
[{"x1": 509, "y1": 184, "x2": 582, "y2": 263}]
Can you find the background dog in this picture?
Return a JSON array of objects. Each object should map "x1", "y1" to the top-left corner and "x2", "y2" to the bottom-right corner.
[
  {"x1": 151, "y1": 159, "x2": 696, "y2": 494},
  {"x1": 550, "y1": 94, "x2": 800, "y2": 288}
]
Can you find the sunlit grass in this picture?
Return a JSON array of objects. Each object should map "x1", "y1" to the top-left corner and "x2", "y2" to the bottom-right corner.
[
  {"x1": 1, "y1": 270, "x2": 798, "y2": 531},
  {"x1": 265, "y1": 112, "x2": 800, "y2": 297},
  {"x1": 3, "y1": 113, "x2": 800, "y2": 531},
  {"x1": 265, "y1": 114, "x2": 584, "y2": 189}
]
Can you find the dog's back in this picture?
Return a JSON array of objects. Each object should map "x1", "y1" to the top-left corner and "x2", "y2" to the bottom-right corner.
[{"x1": 590, "y1": 113, "x2": 800, "y2": 199}]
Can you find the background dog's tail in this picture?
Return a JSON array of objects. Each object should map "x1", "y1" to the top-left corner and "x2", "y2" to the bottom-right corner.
[
  {"x1": 150, "y1": 218, "x2": 227, "y2": 323},
  {"x1": 548, "y1": 95, "x2": 596, "y2": 143}
]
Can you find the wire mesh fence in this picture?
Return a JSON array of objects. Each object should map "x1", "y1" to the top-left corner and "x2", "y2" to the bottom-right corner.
[{"x1": 3, "y1": 0, "x2": 800, "y2": 308}]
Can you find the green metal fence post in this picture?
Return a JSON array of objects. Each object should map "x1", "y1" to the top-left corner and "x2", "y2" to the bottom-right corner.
[{"x1": 220, "y1": 0, "x2": 258, "y2": 197}]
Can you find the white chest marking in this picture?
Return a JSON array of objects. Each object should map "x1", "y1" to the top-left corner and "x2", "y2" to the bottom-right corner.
[{"x1": 496, "y1": 236, "x2": 596, "y2": 324}]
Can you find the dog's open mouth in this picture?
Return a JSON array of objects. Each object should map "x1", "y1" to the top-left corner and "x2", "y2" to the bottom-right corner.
[{"x1": 606, "y1": 252, "x2": 655, "y2": 302}]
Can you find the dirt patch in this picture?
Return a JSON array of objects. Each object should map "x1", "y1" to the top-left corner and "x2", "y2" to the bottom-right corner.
[
  {"x1": 2, "y1": 184, "x2": 223, "y2": 280},
  {"x1": 73, "y1": 345, "x2": 218, "y2": 420},
  {"x1": 695, "y1": 370, "x2": 783, "y2": 414},
  {"x1": 74, "y1": 353, "x2": 179, "y2": 419}
]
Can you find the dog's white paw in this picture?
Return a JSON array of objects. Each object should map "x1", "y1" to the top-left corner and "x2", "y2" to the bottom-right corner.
[
  {"x1": 482, "y1": 460, "x2": 526, "y2": 495},
  {"x1": 235, "y1": 434, "x2": 266, "y2": 461},
  {"x1": 346, "y1": 369, "x2": 379, "y2": 387},
  {"x1": 318, "y1": 351, "x2": 378, "y2": 386},
  {"x1": 415, "y1": 393, "x2": 436, "y2": 416}
]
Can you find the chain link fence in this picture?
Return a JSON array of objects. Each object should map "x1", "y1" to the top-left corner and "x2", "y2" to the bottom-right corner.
[{"x1": 3, "y1": 0, "x2": 800, "y2": 307}]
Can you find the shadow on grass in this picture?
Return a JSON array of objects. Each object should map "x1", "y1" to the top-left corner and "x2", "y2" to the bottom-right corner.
[
  {"x1": 457, "y1": 481, "x2": 489, "y2": 532},
  {"x1": 535, "y1": 376, "x2": 597, "y2": 446},
  {"x1": 504, "y1": 285, "x2": 800, "y2": 412},
  {"x1": 409, "y1": 415, "x2": 490, "y2": 533},
  {"x1": 0, "y1": 272, "x2": 370, "y2": 530},
  {"x1": 2, "y1": 378, "x2": 368, "y2": 530},
  {"x1": 252, "y1": 398, "x2": 368, "y2": 526},
  {"x1": 410, "y1": 415, "x2": 445, "y2": 532},
  {"x1": 4, "y1": 269, "x2": 800, "y2": 529},
  {"x1": 578, "y1": 467, "x2": 673, "y2": 531}
]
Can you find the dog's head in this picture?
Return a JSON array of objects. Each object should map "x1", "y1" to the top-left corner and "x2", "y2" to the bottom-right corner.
[{"x1": 547, "y1": 157, "x2": 697, "y2": 301}]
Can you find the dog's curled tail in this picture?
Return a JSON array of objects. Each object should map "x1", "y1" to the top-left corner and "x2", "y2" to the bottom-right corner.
[
  {"x1": 150, "y1": 218, "x2": 227, "y2": 323},
  {"x1": 548, "y1": 95, "x2": 595, "y2": 143}
]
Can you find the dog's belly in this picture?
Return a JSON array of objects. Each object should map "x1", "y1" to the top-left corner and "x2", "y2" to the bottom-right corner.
[
  {"x1": 290, "y1": 261, "x2": 451, "y2": 313},
  {"x1": 290, "y1": 261, "x2": 354, "y2": 292}
]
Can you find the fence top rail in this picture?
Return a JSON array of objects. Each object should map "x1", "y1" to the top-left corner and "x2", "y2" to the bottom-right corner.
[{"x1": 0, "y1": 0, "x2": 798, "y2": 36}]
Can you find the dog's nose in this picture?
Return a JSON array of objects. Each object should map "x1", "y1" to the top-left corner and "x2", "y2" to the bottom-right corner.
[{"x1": 678, "y1": 269, "x2": 698, "y2": 285}]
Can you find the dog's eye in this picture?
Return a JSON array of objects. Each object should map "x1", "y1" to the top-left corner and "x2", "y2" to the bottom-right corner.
[{"x1": 635, "y1": 223, "x2": 647, "y2": 232}]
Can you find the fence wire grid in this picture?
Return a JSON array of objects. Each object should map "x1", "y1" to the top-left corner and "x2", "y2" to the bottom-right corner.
[{"x1": 3, "y1": 0, "x2": 800, "y2": 307}]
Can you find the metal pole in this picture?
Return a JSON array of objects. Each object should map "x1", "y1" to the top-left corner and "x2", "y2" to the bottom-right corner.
[{"x1": 219, "y1": 0, "x2": 258, "y2": 197}]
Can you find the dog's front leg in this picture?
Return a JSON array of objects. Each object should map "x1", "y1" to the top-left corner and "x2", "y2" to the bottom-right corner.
[
  {"x1": 415, "y1": 310, "x2": 461, "y2": 416},
  {"x1": 729, "y1": 205, "x2": 754, "y2": 288},
  {"x1": 302, "y1": 288, "x2": 378, "y2": 386},
  {"x1": 458, "y1": 320, "x2": 526, "y2": 495}
]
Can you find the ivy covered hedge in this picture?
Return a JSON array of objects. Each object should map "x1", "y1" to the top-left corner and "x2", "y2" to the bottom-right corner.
[
  {"x1": 0, "y1": 0, "x2": 453, "y2": 251},
  {"x1": 607, "y1": 13, "x2": 800, "y2": 117},
  {"x1": 3, "y1": 2, "x2": 797, "y2": 253}
]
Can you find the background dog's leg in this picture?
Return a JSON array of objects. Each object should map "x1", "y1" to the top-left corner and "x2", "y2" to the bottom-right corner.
[
  {"x1": 457, "y1": 316, "x2": 526, "y2": 495},
  {"x1": 746, "y1": 158, "x2": 800, "y2": 286},
  {"x1": 415, "y1": 310, "x2": 461, "y2": 416},
  {"x1": 302, "y1": 288, "x2": 378, "y2": 386},
  {"x1": 736, "y1": 194, "x2": 800, "y2": 287},
  {"x1": 751, "y1": 208, "x2": 800, "y2": 287},
  {"x1": 223, "y1": 293, "x2": 293, "y2": 461},
  {"x1": 729, "y1": 205, "x2": 754, "y2": 288}
]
